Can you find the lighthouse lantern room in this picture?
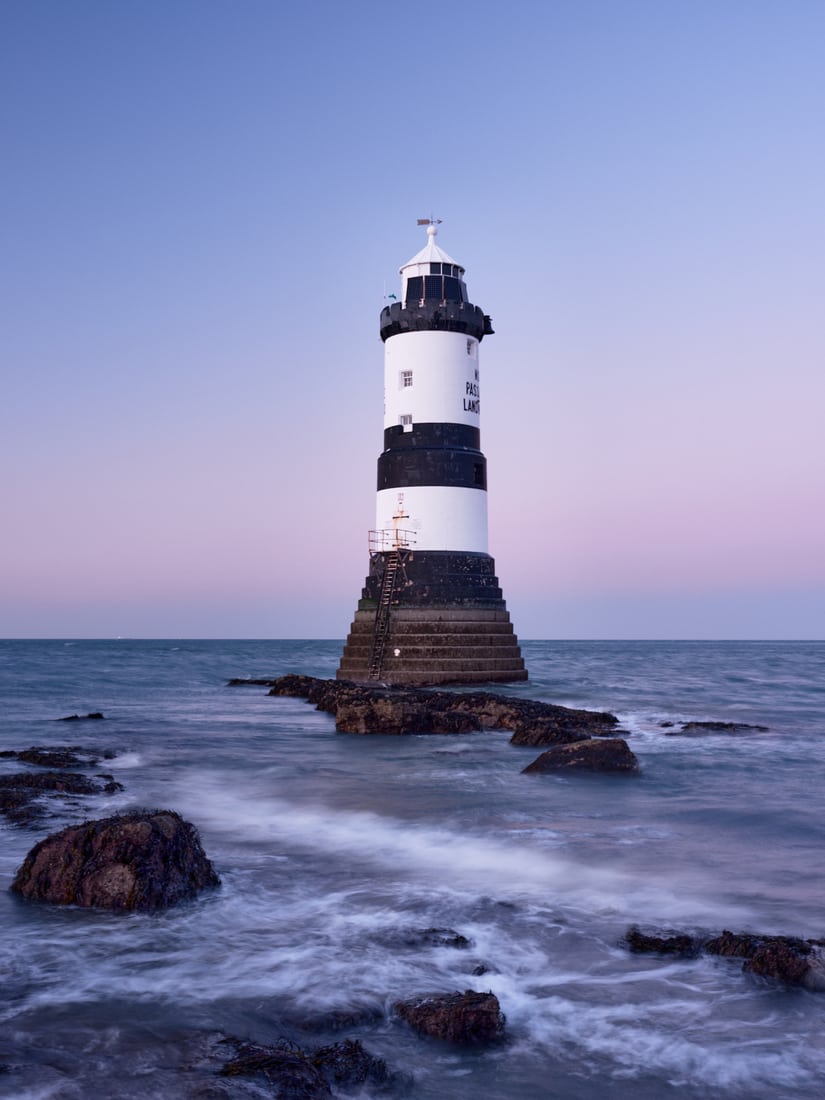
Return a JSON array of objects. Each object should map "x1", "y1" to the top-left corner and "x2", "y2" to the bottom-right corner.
[{"x1": 337, "y1": 222, "x2": 527, "y2": 685}]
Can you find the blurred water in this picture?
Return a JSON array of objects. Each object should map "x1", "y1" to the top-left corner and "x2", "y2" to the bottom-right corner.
[{"x1": 0, "y1": 639, "x2": 823, "y2": 1098}]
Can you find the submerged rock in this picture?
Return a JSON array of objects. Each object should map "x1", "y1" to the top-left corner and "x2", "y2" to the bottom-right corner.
[
  {"x1": 220, "y1": 1040, "x2": 330, "y2": 1097},
  {"x1": 667, "y1": 721, "x2": 770, "y2": 735},
  {"x1": 522, "y1": 738, "x2": 640, "y2": 774},
  {"x1": 0, "y1": 770, "x2": 123, "y2": 827},
  {"x1": 57, "y1": 712, "x2": 105, "y2": 721},
  {"x1": 394, "y1": 990, "x2": 505, "y2": 1045},
  {"x1": 624, "y1": 926, "x2": 825, "y2": 991},
  {"x1": 219, "y1": 1037, "x2": 391, "y2": 1095},
  {"x1": 10, "y1": 810, "x2": 220, "y2": 911},
  {"x1": 625, "y1": 926, "x2": 701, "y2": 956},
  {"x1": 704, "y1": 929, "x2": 825, "y2": 990}
]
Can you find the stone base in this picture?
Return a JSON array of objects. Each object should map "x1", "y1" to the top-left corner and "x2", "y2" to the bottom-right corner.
[{"x1": 337, "y1": 607, "x2": 527, "y2": 686}]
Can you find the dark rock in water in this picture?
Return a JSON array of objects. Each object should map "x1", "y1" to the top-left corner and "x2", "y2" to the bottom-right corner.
[
  {"x1": 57, "y1": 712, "x2": 105, "y2": 721},
  {"x1": 522, "y1": 738, "x2": 640, "y2": 774},
  {"x1": 509, "y1": 718, "x2": 594, "y2": 747},
  {"x1": 285, "y1": 1003, "x2": 385, "y2": 1034},
  {"x1": 0, "y1": 770, "x2": 123, "y2": 827},
  {"x1": 376, "y1": 926, "x2": 472, "y2": 950},
  {"x1": 10, "y1": 810, "x2": 220, "y2": 911},
  {"x1": 220, "y1": 1040, "x2": 331, "y2": 1097},
  {"x1": 394, "y1": 990, "x2": 505, "y2": 1045},
  {"x1": 704, "y1": 929, "x2": 825, "y2": 990},
  {"x1": 219, "y1": 1036, "x2": 392, "y2": 1096},
  {"x1": 335, "y1": 695, "x2": 481, "y2": 735},
  {"x1": 0, "y1": 770, "x2": 109, "y2": 796},
  {"x1": 624, "y1": 926, "x2": 825, "y2": 991},
  {"x1": 625, "y1": 926, "x2": 701, "y2": 956},
  {"x1": 265, "y1": 675, "x2": 619, "y2": 739},
  {"x1": 313, "y1": 1038, "x2": 391, "y2": 1089},
  {"x1": 13, "y1": 746, "x2": 95, "y2": 768},
  {"x1": 667, "y1": 721, "x2": 770, "y2": 735}
]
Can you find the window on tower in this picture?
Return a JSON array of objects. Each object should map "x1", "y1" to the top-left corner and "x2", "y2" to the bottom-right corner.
[
  {"x1": 399, "y1": 414, "x2": 413, "y2": 433},
  {"x1": 405, "y1": 276, "x2": 423, "y2": 303},
  {"x1": 400, "y1": 370, "x2": 413, "y2": 388}
]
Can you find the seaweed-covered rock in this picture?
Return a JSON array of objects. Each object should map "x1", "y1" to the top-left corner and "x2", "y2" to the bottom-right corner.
[
  {"x1": 624, "y1": 926, "x2": 825, "y2": 991},
  {"x1": 625, "y1": 926, "x2": 701, "y2": 956},
  {"x1": 220, "y1": 1040, "x2": 330, "y2": 1097},
  {"x1": 10, "y1": 810, "x2": 220, "y2": 911},
  {"x1": 0, "y1": 770, "x2": 123, "y2": 827},
  {"x1": 394, "y1": 990, "x2": 505, "y2": 1045},
  {"x1": 667, "y1": 721, "x2": 770, "y2": 736},
  {"x1": 263, "y1": 675, "x2": 619, "y2": 739},
  {"x1": 522, "y1": 738, "x2": 640, "y2": 774},
  {"x1": 313, "y1": 1038, "x2": 390, "y2": 1089},
  {"x1": 705, "y1": 929, "x2": 825, "y2": 990},
  {"x1": 219, "y1": 1037, "x2": 391, "y2": 1096},
  {"x1": 509, "y1": 719, "x2": 594, "y2": 748}
]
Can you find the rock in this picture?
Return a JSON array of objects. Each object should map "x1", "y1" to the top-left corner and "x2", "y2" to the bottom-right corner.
[
  {"x1": 509, "y1": 718, "x2": 593, "y2": 747},
  {"x1": 522, "y1": 738, "x2": 640, "y2": 774},
  {"x1": 12, "y1": 746, "x2": 97, "y2": 768},
  {"x1": 625, "y1": 926, "x2": 701, "y2": 956},
  {"x1": 0, "y1": 770, "x2": 123, "y2": 826},
  {"x1": 219, "y1": 1037, "x2": 391, "y2": 1096},
  {"x1": 220, "y1": 1040, "x2": 330, "y2": 1097},
  {"x1": 334, "y1": 696, "x2": 481, "y2": 735},
  {"x1": 57, "y1": 712, "x2": 105, "y2": 721},
  {"x1": 704, "y1": 929, "x2": 825, "y2": 989},
  {"x1": 624, "y1": 927, "x2": 825, "y2": 991},
  {"x1": 313, "y1": 1038, "x2": 391, "y2": 1089},
  {"x1": 375, "y1": 926, "x2": 472, "y2": 950},
  {"x1": 394, "y1": 990, "x2": 505, "y2": 1045},
  {"x1": 10, "y1": 810, "x2": 220, "y2": 911},
  {"x1": 264, "y1": 675, "x2": 619, "y2": 739},
  {"x1": 667, "y1": 721, "x2": 770, "y2": 735}
]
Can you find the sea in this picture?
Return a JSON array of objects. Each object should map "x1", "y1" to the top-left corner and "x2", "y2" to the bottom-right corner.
[{"x1": 0, "y1": 639, "x2": 823, "y2": 1099}]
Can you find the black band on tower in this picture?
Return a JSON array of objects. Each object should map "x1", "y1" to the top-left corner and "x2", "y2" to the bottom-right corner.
[
  {"x1": 377, "y1": 449, "x2": 486, "y2": 491},
  {"x1": 380, "y1": 300, "x2": 494, "y2": 343},
  {"x1": 383, "y1": 422, "x2": 481, "y2": 451}
]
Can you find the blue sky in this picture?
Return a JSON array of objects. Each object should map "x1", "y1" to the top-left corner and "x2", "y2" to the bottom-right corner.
[{"x1": 2, "y1": 0, "x2": 823, "y2": 638}]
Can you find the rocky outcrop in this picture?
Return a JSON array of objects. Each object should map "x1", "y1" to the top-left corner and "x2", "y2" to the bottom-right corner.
[
  {"x1": 625, "y1": 926, "x2": 701, "y2": 956},
  {"x1": 0, "y1": 770, "x2": 123, "y2": 826},
  {"x1": 219, "y1": 1037, "x2": 391, "y2": 1095},
  {"x1": 663, "y1": 721, "x2": 770, "y2": 735},
  {"x1": 394, "y1": 990, "x2": 505, "y2": 1045},
  {"x1": 704, "y1": 930, "x2": 825, "y2": 990},
  {"x1": 10, "y1": 810, "x2": 220, "y2": 911},
  {"x1": 522, "y1": 738, "x2": 640, "y2": 774},
  {"x1": 57, "y1": 712, "x2": 105, "y2": 721},
  {"x1": 0, "y1": 745, "x2": 113, "y2": 768},
  {"x1": 625, "y1": 926, "x2": 825, "y2": 991},
  {"x1": 264, "y1": 675, "x2": 620, "y2": 739}
]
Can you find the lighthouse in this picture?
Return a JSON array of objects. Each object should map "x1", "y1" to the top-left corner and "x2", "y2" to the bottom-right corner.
[{"x1": 337, "y1": 221, "x2": 526, "y2": 685}]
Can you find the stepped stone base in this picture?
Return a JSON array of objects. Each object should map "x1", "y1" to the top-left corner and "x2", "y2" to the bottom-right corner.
[{"x1": 337, "y1": 607, "x2": 527, "y2": 686}]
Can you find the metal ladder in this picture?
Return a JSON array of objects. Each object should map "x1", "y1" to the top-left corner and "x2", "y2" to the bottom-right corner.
[{"x1": 367, "y1": 551, "x2": 400, "y2": 680}]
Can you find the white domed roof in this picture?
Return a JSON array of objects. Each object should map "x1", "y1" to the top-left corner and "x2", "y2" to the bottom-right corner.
[{"x1": 400, "y1": 223, "x2": 463, "y2": 274}]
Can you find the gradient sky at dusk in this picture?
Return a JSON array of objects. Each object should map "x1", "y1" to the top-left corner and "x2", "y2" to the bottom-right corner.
[{"x1": 2, "y1": 0, "x2": 823, "y2": 639}]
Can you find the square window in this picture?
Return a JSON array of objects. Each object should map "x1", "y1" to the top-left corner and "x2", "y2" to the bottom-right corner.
[{"x1": 401, "y1": 370, "x2": 413, "y2": 388}]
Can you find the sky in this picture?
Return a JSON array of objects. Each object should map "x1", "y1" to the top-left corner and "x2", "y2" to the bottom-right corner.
[{"x1": 1, "y1": 0, "x2": 823, "y2": 640}]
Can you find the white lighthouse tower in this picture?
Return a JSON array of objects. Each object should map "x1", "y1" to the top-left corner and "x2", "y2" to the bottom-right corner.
[{"x1": 338, "y1": 221, "x2": 526, "y2": 685}]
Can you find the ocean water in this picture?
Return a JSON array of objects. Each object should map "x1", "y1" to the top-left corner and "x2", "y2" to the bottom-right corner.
[{"x1": 0, "y1": 639, "x2": 823, "y2": 1099}]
